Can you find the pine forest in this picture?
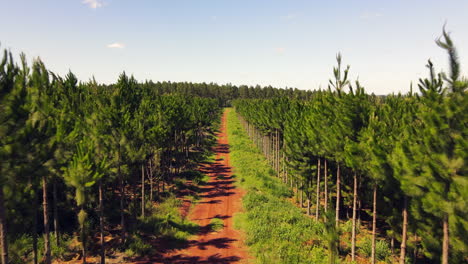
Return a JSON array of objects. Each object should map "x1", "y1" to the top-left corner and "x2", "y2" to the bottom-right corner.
[{"x1": 0, "y1": 9, "x2": 467, "y2": 264}]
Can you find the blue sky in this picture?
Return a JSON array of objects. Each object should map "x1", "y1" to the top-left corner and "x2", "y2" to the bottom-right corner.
[{"x1": 1, "y1": 0, "x2": 467, "y2": 94}]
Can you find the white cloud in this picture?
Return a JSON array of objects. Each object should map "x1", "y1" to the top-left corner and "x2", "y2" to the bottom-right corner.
[
  {"x1": 107, "y1": 42, "x2": 125, "y2": 49},
  {"x1": 82, "y1": 0, "x2": 103, "y2": 9}
]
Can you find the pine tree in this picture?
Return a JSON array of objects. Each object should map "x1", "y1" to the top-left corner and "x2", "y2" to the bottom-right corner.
[
  {"x1": 64, "y1": 141, "x2": 105, "y2": 264},
  {"x1": 0, "y1": 48, "x2": 22, "y2": 264}
]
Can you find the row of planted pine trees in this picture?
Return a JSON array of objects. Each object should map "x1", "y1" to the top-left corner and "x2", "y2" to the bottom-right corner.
[
  {"x1": 233, "y1": 31, "x2": 467, "y2": 264},
  {"x1": 0, "y1": 48, "x2": 221, "y2": 264}
]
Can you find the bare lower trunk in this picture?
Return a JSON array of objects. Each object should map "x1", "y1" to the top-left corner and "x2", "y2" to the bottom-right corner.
[
  {"x1": 442, "y1": 214, "x2": 449, "y2": 264},
  {"x1": 99, "y1": 182, "x2": 105, "y2": 264},
  {"x1": 307, "y1": 199, "x2": 311, "y2": 215},
  {"x1": 53, "y1": 178, "x2": 59, "y2": 247},
  {"x1": 371, "y1": 185, "x2": 377, "y2": 264},
  {"x1": 119, "y1": 160, "x2": 125, "y2": 242},
  {"x1": 81, "y1": 207, "x2": 86, "y2": 264},
  {"x1": 335, "y1": 163, "x2": 340, "y2": 226},
  {"x1": 282, "y1": 152, "x2": 285, "y2": 183},
  {"x1": 300, "y1": 184, "x2": 303, "y2": 207},
  {"x1": 33, "y1": 190, "x2": 38, "y2": 264},
  {"x1": 43, "y1": 176, "x2": 51, "y2": 264},
  {"x1": 324, "y1": 159, "x2": 328, "y2": 213},
  {"x1": 294, "y1": 182, "x2": 298, "y2": 202},
  {"x1": 412, "y1": 235, "x2": 418, "y2": 264},
  {"x1": 157, "y1": 176, "x2": 160, "y2": 196},
  {"x1": 400, "y1": 196, "x2": 408, "y2": 264},
  {"x1": 276, "y1": 130, "x2": 279, "y2": 176},
  {"x1": 141, "y1": 164, "x2": 145, "y2": 218},
  {"x1": 358, "y1": 198, "x2": 362, "y2": 228},
  {"x1": 0, "y1": 186, "x2": 8, "y2": 264},
  {"x1": 351, "y1": 172, "x2": 357, "y2": 261},
  {"x1": 315, "y1": 159, "x2": 321, "y2": 221},
  {"x1": 149, "y1": 159, "x2": 153, "y2": 202}
]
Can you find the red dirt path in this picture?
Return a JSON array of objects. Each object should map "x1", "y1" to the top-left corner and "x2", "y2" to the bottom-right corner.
[{"x1": 153, "y1": 109, "x2": 250, "y2": 264}]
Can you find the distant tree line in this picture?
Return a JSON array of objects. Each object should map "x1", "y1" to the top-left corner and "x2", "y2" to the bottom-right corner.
[{"x1": 135, "y1": 81, "x2": 315, "y2": 106}]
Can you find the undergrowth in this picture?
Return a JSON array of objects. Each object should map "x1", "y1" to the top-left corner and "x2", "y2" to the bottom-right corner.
[
  {"x1": 227, "y1": 109, "x2": 329, "y2": 264},
  {"x1": 124, "y1": 153, "x2": 214, "y2": 258},
  {"x1": 227, "y1": 109, "x2": 395, "y2": 264},
  {"x1": 209, "y1": 218, "x2": 224, "y2": 232},
  {"x1": 9, "y1": 233, "x2": 73, "y2": 264},
  {"x1": 127, "y1": 178, "x2": 207, "y2": 257}
]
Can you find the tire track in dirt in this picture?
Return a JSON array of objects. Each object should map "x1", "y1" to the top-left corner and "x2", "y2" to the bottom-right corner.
[{"x1": 153, "y1": 109, "x2": 250, "y2": 264}]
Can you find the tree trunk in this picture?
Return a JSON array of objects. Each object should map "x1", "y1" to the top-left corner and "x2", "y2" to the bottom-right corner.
[
  {"x1": 277, "y1": 131, "x2": 280, "y2": 174},
  {"x1": 149, "y1": 159, "x2": 153, "y2": 202},
  {"x1": 269, "y1": 134, "x2": 272, "y2": 165},
  {"x1": 157, "y1": 175, "x2": 160, "y2": 196},
  {"x1": 276, "y1": 130, "x2": 279, "y2": 175},
  {"x1": 266, "y1": 134, "x2": 269, "y2": 163},
  {"x1": 412, "y1": 235, "x2": 418, "y2": 264},
  {"x1": 442, "y1": 214, "x2": 449, "y2": 264},
  {"x1": 141, "y1": 164, "x2": 145, "y2": 218},
  {"x1": 307, "y1": 199, "x2": 311, "y2": 215},
  {"x1": 119, "y1": 156, "x2": 125, "y2": 242},
  {"x1": 300, "y1": 184, "x2": 303, "y2": 207},
  {"x1": 351, "y1": 171, "x2": 357, "y2": 261},
  {"x1": 162, "y1": 172, "x2": 165, "y2": 193},
  {"x1": 358, "y1": 198, "x2": 362, "y2": 228},
  {"x1": 81, "y1": 207, "x2": 86, "y2": 264},
  {"x1": 324, "y1": 159, "x2": 328, "y2": 213},
  {"x1": 99, "y1": 181, "x2": 105, "y2": 264},
  {"x1": 294, "y1": 182, "x2": 298, "y2": 202},
  {"x1": 335, "y1": 163, "x2": 340, "y2": 227},
  {"x1": 0, "y1": 185, "x2": 8, "y2": 264},
  {"x1": 53, "y1": 177, "x2": 59, "y2": 247},
  {"x1": 42, "y1": 175, "x2": 51, "y2": 264},
  {"x1": 400, "y1": 196, "x2": 408, "y2": 264},
  {"x1": 315, "y1": 159, "x2": 321, "y2": 221},
  {"x1": 371, "y1": 184, "x2": 377, "y2": 264},
  {"x1": 282, "y1": 152, "x2": 285, "y2": 183},
  {"x1": 33, "y1": 189, "x2": 38, "y2": 264}
]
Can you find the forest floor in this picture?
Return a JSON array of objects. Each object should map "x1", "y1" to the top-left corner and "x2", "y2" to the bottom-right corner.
[{"x1": 134, "y1": 109, "x2": 250, "y2": 264}]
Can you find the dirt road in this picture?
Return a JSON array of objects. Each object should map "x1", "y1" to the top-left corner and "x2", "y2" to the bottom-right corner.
[{"x1": 159, "y1": 109, "x2": 249, "y2": 264}]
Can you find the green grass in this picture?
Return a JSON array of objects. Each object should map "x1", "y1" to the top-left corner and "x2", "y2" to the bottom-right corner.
[
  {"x1": 357, "y1": 237, "x2": 392, "y2": 262},
  {"x1": 9, "y1": 233, "x2": 73, "y2": 264},
  {"x1": 226, "y1": 109, "x2": 329, "y2": 264},
  {"x1": 209, "y1": 218, "x2": 224, "y2": 232}
]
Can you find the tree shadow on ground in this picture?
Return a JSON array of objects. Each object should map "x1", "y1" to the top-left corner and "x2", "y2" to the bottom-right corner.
[{"x1": 130, "y1": 237, "x2": 240, "y2": 264}]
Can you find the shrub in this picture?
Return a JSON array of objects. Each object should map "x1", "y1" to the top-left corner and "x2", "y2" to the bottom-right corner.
[
  {"x1": 358, "y1": 237, "x2": 391, "y2": 261},
  {"x1": 126, "y1": 235, "x2": 152, "y2": 257},
  {"x1": 341, "y1": 219, "x2": 360, "y2": 235},
  {"x1": 9, "y1": 234, "x2": 32, "y2": 264},
  {"x1": 9, "y1": 233, "x2": 72, "y2": 264},
  {"x1": 209, "y1": 218, "x2": 224, "y2": 232}
]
